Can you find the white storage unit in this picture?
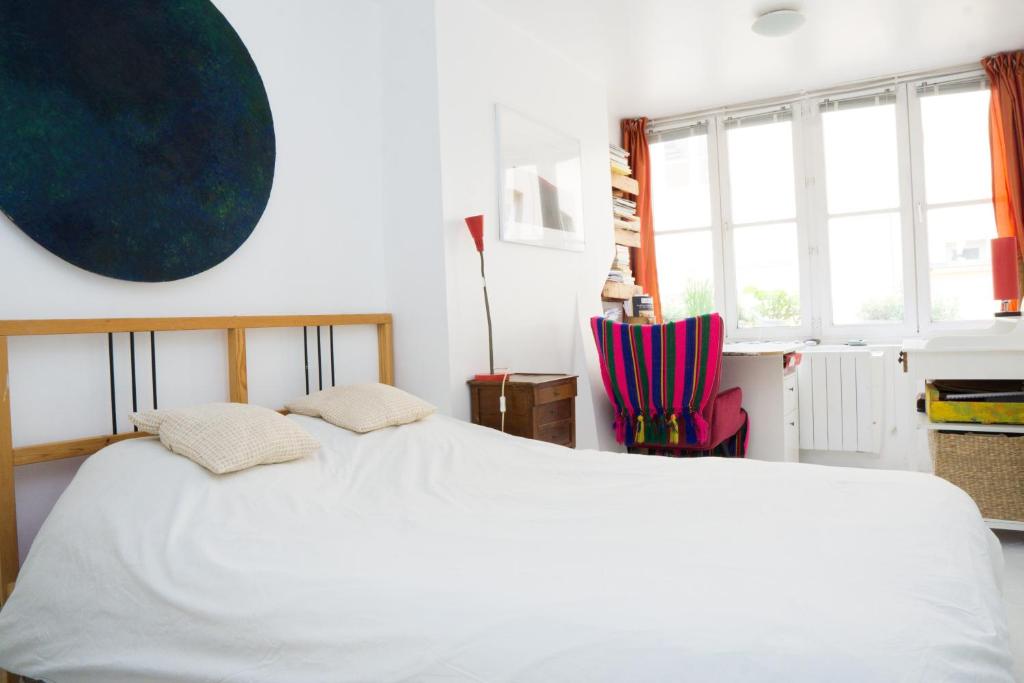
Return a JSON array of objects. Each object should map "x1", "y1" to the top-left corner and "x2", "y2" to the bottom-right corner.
[{"x1": 720, "y1": 343, "x2": 802, "y2": 463}]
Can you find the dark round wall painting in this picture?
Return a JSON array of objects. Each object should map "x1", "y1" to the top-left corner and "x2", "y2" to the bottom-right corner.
[{"x1": 0, "y1": 0, "x2": 275, "y2": 282}]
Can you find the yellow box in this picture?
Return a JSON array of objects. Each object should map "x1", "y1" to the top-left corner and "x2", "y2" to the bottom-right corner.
[{"x1": 925, "y1": 383, "x2": 1024, "y2": 426}]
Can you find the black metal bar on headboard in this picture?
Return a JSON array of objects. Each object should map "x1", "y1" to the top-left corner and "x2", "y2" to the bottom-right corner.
[
  {"x1": 329, "y1": 325, "x2": 335, "y2": 387},
  {"x1": 129, "y1": 332, "x2": 138, "y2": 431},
  {"x1": 316, "y1": 326, "x2": 323, "y2": 391},
  {"x1": 107, "y1": 333, "x2": 117, "y2": 435},
  {"x1": 150, "y1": 331, "x2": 158, "y2": 410},
  {"x1": 302, "y1": 326, "x2": 310, "y2": 395}
]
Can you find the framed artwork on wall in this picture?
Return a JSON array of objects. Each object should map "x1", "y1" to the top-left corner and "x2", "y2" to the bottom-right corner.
[{"x1": 495, "y1": 105, "x2": 585, "y2": 252}]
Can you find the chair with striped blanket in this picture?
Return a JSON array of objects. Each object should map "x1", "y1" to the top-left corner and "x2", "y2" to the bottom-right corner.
[{"x1": 590, "y1": 313, "x2": 748, "y2": 457}]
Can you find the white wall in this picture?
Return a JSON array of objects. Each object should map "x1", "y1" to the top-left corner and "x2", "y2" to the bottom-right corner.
[
  {"x1": 378, "y1": 0, "x2": 454, "y2": 415},
  {"x1": 433, "y1": 0, "x2": 617, "y2": 450},
  {"x1": 3, "y1": 0, "x2": 389, "y2": 558}
]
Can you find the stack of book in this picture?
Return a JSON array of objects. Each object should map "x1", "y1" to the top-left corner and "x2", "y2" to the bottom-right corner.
[
  {"x1": 610, "y1": 144, "x2": 631, "y2": 176},
  {"x1": 631, "y1": 294, "x2": 656, "y2": 323},
  {"x1": 610, "y1": 145, "x2": 641, "y2": 232},
  {"x1": 608, "y1": 244, "x2": 635, "y2": 286},
  {"x1": 613, "y1": 196, "x2": 639, "y2": 231},
  {"x1": 601, "y1": 141, "x2": 647, "y2": 313}
]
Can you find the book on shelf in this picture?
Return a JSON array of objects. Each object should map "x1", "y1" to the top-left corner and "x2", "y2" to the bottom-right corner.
[
  {"x1": 614, "y1": 217, "x2": 641, "y2": 231},
  {"x1": 613, "y1": 197, "x2": 637, "y2": 208},
  {"x1": 610, "y1": 162, "x2": 632, "y2": 176},
  {"x1": 632, "y1": 294, "x2": 654, "y2": 314},
  {"x1": 613, "y1": 207, "x2": 636, "y2": 219},
  {"x1": 612, "y1": 270, "x2": 634, "y2": 283},
  {"x1": 609, "y1": 144, "x2": 629, "y2": 165}
]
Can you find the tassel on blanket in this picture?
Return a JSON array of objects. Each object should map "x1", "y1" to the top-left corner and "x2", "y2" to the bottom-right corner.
[
  {"x1": 668, "y1": 414, "x2": 679, "y2": 444},
  {"x1": 692, "y1": 413, "x2": 710, "y2": 444},
  {"x1": 635, "y1": 415, "x2": 645, "y2": 444},
  {"x1": 649, "y1": 415, "x2": 662, "y2": 444},
  {"x1": 614, "y1": 414, "x2": 626, "y2": 445}
]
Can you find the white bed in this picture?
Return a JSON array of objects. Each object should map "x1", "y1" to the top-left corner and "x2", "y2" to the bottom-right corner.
[{"x1": 0, "y1": 414, "x2": 1013, "y2": 682}]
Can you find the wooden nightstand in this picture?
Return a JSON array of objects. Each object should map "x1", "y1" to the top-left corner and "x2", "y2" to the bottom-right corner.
[{"x1": 468, "y1": 374, "x2": 577, "y2": 447}]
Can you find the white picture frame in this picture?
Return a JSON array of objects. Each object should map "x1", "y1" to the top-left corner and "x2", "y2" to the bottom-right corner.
[{"x1": 495, "y1": 105, "x2": 585, "y2": 251}]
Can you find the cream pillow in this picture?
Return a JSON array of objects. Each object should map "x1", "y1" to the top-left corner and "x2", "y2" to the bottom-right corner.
[
  {"x1": 129, "y1": 403, "x2": 320, "y2": 474},
  {"x1": 285, "y1": 383, "x2": 434, "y2": 433}
]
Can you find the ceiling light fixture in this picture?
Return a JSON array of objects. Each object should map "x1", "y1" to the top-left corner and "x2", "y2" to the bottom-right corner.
[{"x1": 751, "y1": 9, "x2": 805, "y2": 37}]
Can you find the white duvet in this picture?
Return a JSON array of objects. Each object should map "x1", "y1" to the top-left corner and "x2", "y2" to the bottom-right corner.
[{"x1": 0, "y1": 415, "x2": 1013, "y2": 682}]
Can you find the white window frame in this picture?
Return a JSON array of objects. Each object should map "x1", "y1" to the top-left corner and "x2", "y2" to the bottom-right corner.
[
  {"x1": 906, "y1": 70, "x2": 995, "y2": 334},
  {"x1": 648, "y1": 118, "x2": 728, "y2": 319},
  {"x1": 648, "y1": 66, "x2": 993, "y2": 342},
  {"x1": 717, "y1": 104, "x2": 814, "y2": 340},
  {"x1": 804, "y1": 85, "x2": 920, "y2": 340}
]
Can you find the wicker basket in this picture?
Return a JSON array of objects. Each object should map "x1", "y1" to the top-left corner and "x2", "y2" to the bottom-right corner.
[{"x1": 929, "y1": 431, "x2": 1024, "y2": 522}]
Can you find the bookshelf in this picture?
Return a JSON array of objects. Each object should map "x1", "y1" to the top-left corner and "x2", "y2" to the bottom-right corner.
[{"x1": 603, "y1": 144, "x2": 653, "y2": 322}]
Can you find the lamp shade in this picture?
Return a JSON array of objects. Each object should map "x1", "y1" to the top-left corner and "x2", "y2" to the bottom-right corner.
[
  {"x1": 464, "y1": 215, "x2": 484, "y2": 252},
  {"x1": 992, "y1": 236, "x2": 1021, "y2": 302}
]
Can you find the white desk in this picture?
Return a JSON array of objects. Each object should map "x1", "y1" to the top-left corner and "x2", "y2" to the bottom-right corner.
[{"x1": 721, "y1": 342, "x2": 803, "y2": 463}]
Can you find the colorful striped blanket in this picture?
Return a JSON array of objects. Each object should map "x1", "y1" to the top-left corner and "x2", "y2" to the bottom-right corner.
[{"x1": 591, "y1": 314, "x2": 724, "y2": 447}]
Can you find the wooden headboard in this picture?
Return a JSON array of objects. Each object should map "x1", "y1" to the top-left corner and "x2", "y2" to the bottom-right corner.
[{"x1": 0, "y1": 313, "x2": 393, "y2": 604}]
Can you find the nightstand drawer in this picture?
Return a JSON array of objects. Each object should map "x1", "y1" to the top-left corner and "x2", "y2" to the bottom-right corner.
[
  {"x1": 536, "y1": 418, "x2": 574, "y2": 446},
  {"x1": 534, "y1": 399, "x2": 572, "y2": 425},
  {"x1": 536, "y1": 380, "x2": 576, "y2": 405}
]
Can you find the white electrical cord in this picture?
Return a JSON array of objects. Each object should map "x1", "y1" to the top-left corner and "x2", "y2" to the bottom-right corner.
[{"x1": 500, "y1": 371, "x2": 510, "y2": 432}]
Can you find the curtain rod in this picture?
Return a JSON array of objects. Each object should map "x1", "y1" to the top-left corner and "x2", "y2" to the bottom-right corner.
[{"x1": 647, "y1": 61, "x2": 984, "y2": 132}]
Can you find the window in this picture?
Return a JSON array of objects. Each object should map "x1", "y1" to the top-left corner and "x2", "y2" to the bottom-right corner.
[
  {"x1": 649, "y1": 122, "x2": 717, "y2": 321},
  {"x1": 915, "y1": 78, "x2": 997, "y2": 322},
  {"x1": 649, "y1": 67, "x2": 995, "y2": 339},
  {"x1": 818, "y1": 91, "x2": 907, "y2": 326},
  {"x1": 722, "y1": 110, "x2": 803, "y2": 328}
]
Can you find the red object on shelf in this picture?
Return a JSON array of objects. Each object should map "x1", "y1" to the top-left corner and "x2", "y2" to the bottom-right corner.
[
  {"x1": 473, "y1": 372, "x2": 510, "y2": 382},
  {"x1": 992, "y1": 236, "x2": 1021, "y2": 310}
]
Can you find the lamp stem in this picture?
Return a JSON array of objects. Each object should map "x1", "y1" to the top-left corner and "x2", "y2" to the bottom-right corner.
[{"x1": 479, "y1": 250, "x2": 494, "y2": 374}]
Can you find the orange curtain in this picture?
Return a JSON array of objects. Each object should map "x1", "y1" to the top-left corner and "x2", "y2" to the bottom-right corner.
[
  {"x1": 984, "y1": 51, "x2": 1024, "y2": 280},
  {"x1": 621, "y1": 117, "x2": 662, "y2": 322}
]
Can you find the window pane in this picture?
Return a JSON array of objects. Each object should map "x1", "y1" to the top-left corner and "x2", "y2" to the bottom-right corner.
[
  {"x1": 656, "y1": 231, "x2": 715, "y2": 321},
  {"x1": 822, "y1": 103, "x2": 900, "y2": 213},
  {"x1": 828, "y1": 213, "x2": 904, "y2": 325},
  {"x1": 650, "y1": 136, "x2": 711, "y2": 231},
  {"x1": 927, "y1": 203, "x2": 999, "y2": 321},
  {"x1": 726, "y1": 121, "x2": 796, "y2": 224},
  {"x1": 920, "y1": 89, "x2": 992, "y2": 204},
  {"x1": 733, "y1": 222, "x2": 801, "y2": 327}
]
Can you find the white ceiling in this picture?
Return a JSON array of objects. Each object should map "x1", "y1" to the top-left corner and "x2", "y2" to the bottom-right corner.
[{"x1": 475, "y1": 0, "x2": 1024, "y2": 120}]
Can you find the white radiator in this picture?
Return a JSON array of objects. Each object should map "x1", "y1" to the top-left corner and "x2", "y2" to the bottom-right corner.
[{"x1": 797, "y1": 348, "x2": 885, "y2": 453}]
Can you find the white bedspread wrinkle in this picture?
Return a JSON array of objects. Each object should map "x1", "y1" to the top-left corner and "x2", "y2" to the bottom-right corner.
[{"x1": 0, "y1": 414, "x2": 1013, "y2": 682}]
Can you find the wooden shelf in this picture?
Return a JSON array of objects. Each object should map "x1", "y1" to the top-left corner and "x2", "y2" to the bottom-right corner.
[
  {"x1": 601, "y1": 281, "x2": 641, "y2": 301},
  {"x1": 916, "y1": 413, "x2": 1024, "y2": 434},
  {"x1": 611, "y1": 174, "x2": 639, "y2": 195},
  {"x1": 614, "y1": 228, "x2": 641, "y2": 248}
]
